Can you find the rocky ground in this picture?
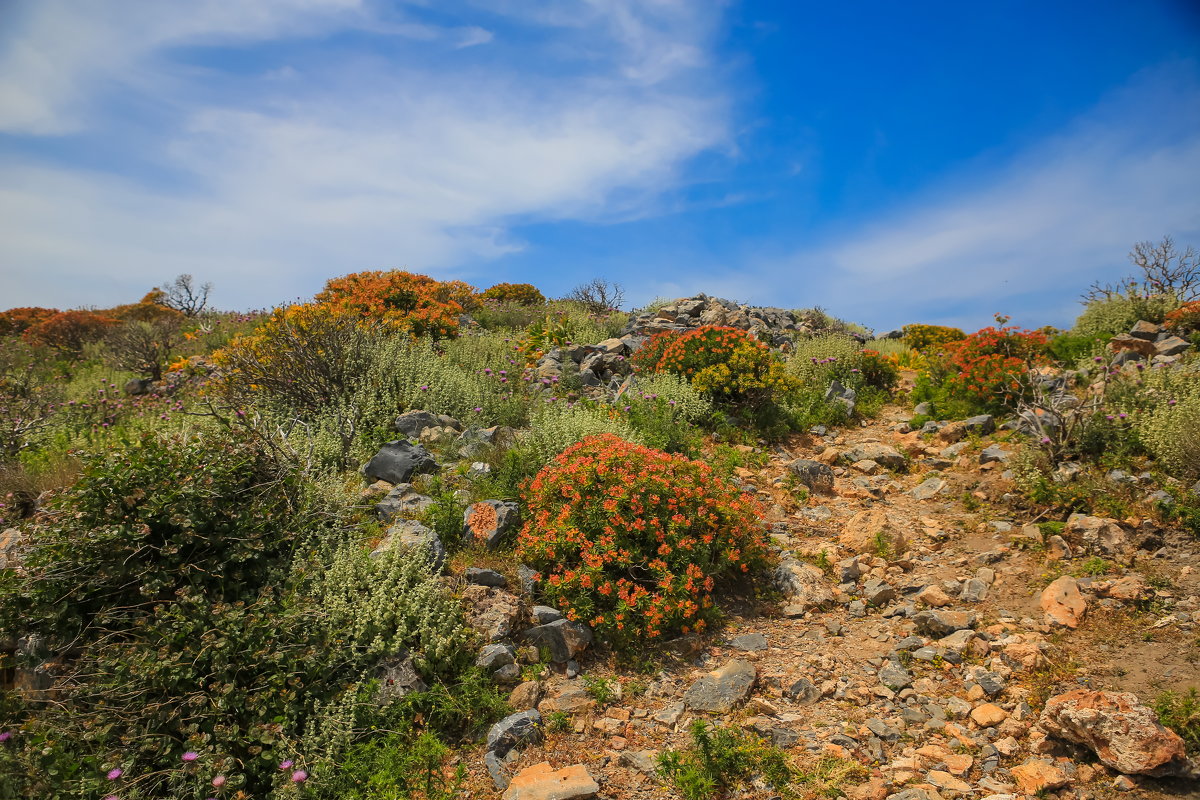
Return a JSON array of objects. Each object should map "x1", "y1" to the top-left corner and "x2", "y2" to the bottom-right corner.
[{"x1": 443, "y1": 399, "x2": 1200, "y2": 800}]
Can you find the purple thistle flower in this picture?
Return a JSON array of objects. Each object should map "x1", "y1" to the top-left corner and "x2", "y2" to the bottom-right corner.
[
  {"x1": 291, "y1": 770, "x2": 308, "y2": 783},
  {"x1": 182, "y1": 751, "x2": 199, "y2": 763},
  {"x1": 279, "y1": 760, "x2": 294, "y2": 770},
  {"x1": 211, "y1": 775, "x2": 226, "y2": 788},
  {"x1": 107, "y1": 768, "x2": 123, "y2": 780},
  {"x1": 0, "y1": 731, "x2": 11, "y2": 743}
]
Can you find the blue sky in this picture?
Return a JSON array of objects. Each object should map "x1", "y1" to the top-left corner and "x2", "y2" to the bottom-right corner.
[{"x1": 2, "y1": 1, "x2": 1199, "y2": 332}]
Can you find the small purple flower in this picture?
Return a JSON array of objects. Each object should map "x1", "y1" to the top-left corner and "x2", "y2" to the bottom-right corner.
[
  {"x1": 1118, "y1": 412, "x2": 1127, "y2": 419},
  {"x1": 291, "y1": 770, "x2": 308, "y2": 783},
  {"x1": 1094, "y1": 356, "x2": 1103, "y2": 363},
  {"x1": 211, "y1": 774, "x2": 226, "y2": 788},
  {"x1": 279, "y1": 760, "x2": 294, "y2": 770},
  {"x1": 473, "y1": 407, "x2": 482, "y2": 413},
  {"x1": 1041, "y1": 437, "x2": 1051, "y2": 444},
  {"x1": 107, "y1": 768, "x2": 123, "y2": 780},
  {"x1": 0, "y1": 731, "x2": 11, "y2": 743},
  {"x1": 182, "y1": 751, "x2": 199, "y2": 763}
]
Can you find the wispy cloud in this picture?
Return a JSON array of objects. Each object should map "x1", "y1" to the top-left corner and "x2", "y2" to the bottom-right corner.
[
  {"x1": 750, "y1": 64, "x2": 1200, "y2": 332},
  {"x1": 0, "y1": 0, "x2": 731, "y2": 308}
]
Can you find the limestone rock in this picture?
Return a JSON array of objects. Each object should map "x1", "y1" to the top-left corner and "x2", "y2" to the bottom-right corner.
[
  {"x1": 362, "y1": 440, "x2": 439, "y2": 485},
  {"x1": 683, "y1": 659, "x2": 756, "y2": 712},
  {"x1": 788, "y1": 459, "x2": 835, "y2": 492},
  {"x1": 773, "y1": 558, "x2": 835, "y2": 615},
  {"x1": 1040, "y1": 576, "x2": 1086, "y2": 629},
  {"x1": 463, "y1": 500, "x2": 520, "y2": 549},
  {"x1": 1039, "y1": 689, "x2": 1191, "y2": 776},
  {"x1": 523, "y1": 619, "x2": 592, "y2": 663},
  {"x1": 841, "y1": 508, "x2": 906, "y2": 556},
  {"x1": 1009, "y1": 760, "x2": 1070, "y2": 793},
  {"x1": 842, "y1": 442, "x2": 906, "y2": 471},
  {"x1": 462, "y1": 585, "x2": 525, "y2": 642},
  {"x1": 1064, "y1": 514, "x2": 1128, "y2": 556}
]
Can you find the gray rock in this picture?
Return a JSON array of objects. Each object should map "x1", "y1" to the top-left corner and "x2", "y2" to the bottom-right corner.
[
  {"x1": 374, "y1": 519, "x2": 445, "y2": 571},
  {"x1": 395, "y1": 410, "x2": 461, "y2": 439},
  {"x1": 465, "y1": 567, "x2": 508, "y2": 588},
  {"x1": 976, "y1": 671, "x2": 1006, "y2": 697},
  {"x1": 531, "y1": 605, "x2": 564, "y2": 624},
  {"x1": 517, "y1": 564, "x2": 538, "y2": 595},
  {"x1": 785, "y1": 677, "x2": 821, "y2": 704},
  {"x1": 375, "y1": 483, "x2": 434, "y2": 522},
  {"x1": 879, "y1": 662, "x2": 913, "y2": 690},
  {"x1": 486, "y1": 710, "x2": 542, "y2": 758},
  {"x1": 979, "y1": 445, "x2": 1009, "y2": 464},
  {"x1": 683, "y1": 659, "x2": 757, "y2": 712},
  {"x1": 912, "y1": 609, "x2": 976, "y2": 637},
  {"x1": 374, "y1": 653, "x2": 429, "y2": 704},
  {"x1": 774, "y1": 558, "x2": 835, "y2": 616},
  {"x1": 863, "y1": 577, "x2": 897, "y2": 606},
  {"x1": 618, "y1": 750, "x2": 659, "y2": 776},
  {"x1": 959, "y1": 578, "x2": 989, "y2": 603},
  {"x1": 788, "y1": 458, "x2": 835, "y2": 492},
  {"x1": 477, "y1": 644, "x2": 517, "y2": 670},
  {"x1": 1129, "y1": 320, "x2": 1162, "y2": 340},
  {"x1": 963, "y1": 414, "x2": 996, "y2": 435},
  {"x1": 1155, "y1": 335, "x2": 1190, "y2": 356},
  {"x1": 910, "y1": 477, "x2": 946, "y2": 500},
  {"x1": 463, "y1": 500, "x2": 520, "y2": 549},
  {"x1": 848, "y1": 599, "x2": 867, "y2": 617},
  {"x1": 825, "y1": 380, "x2": 857, "y2": 413},
  {"x1": 362, "y1": 440, "x2": 439, "y2": 485},
  {"x1": 729, "y1": 632, "x2": 769, "y2": 652},
  {"x1": 842, "y1": 442, "x2": 906, "y2": 471},
  {"x1": 123, "y1": 377, "x2": 153, "y2": 396},
  {"x1": 914, "y1": 401, "x2": 934, "y2": 416},
  {"x1": 522, "y1": 619, "x2": 592, "y2": 663}
]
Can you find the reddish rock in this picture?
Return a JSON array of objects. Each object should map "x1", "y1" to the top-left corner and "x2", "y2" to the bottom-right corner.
[
  {"x1": 1041, "y1": 576, "x2": 1087, "y2": 629},
  {"x1": 1040, "y1": 689, "x2": 1191, "y2": 776},
  {"x1": 502, "y1": 762, "x2": 599, "y2": 800},
  {"x1": 969, "y1": 703, "x2": 1009, "y2": 728},
  {"x1": 1010, "y1": 759, "x2": 1070, "y2": 793}
]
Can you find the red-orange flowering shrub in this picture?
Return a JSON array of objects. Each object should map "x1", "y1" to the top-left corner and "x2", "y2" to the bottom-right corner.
[
  {"x1": 482, "y1": 282, "x2": 546, "y2": 306},
  {"x1": 516, "y1": 434, "x2": 767, "y2": 644},
  {"x1": 939, "y1": 324, "x2": 1050, "y2": 411},
  {"x1": 1165, "y1": 300, "x2": 1200, "y2": 333},
  {"x1": 0, "y1": 307, "x2": 58, "y2": 336},
  {"x1": 314, "y1": 270, "x2": 476, "y2": 338},
  {"x1": 630, "y1": 330, "x2": 681, "y2": 374},
  {"x1": 22, "y1": 310, "x2": 119, "y2": 354}
]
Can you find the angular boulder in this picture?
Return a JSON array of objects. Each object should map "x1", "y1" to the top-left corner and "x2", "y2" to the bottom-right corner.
[
  {"x1": 464, "y1": 500, "x2": 520, "y2": 549},
  {"x1": 522, "y1": 618, "x2": 592, "y2": 663},
  {"x1": 841, "y1": 442, "x2": 906, "y2": 471},
  {"x1": 1040, "y1": 576, "x2": 1086, "y2": 629},
  {"x1": 788, "y1": 459, "x2": 835, "y2": 492},
  {"x1": 502, "y1": 762, "x2": 599, "y2": 800},
  {"x1": 373, "y1": 519, "x2": 445, "y2": 571},
  {"x1": 1040, "y1": 690, "x2": 1191, "y2": 776},
  {"x1": 362, "y1": 440, "x2": 438, "y2": 485},
  {"x1": 487, "y1": 710, "x2": 543, "y2": 759},
  {"x1": 683, "y1": 659, "x2": 756, "y2": 712}
]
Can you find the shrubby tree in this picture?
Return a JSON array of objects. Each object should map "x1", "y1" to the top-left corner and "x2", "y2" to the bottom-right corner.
[
  {"x1": 159, "y1": 273, "x2": 213, "y2": 317},
  {"x1": 104, "y1": 318, "x2": 182, "y2": 380},
  {"x1": 1085, "y1": 236, "x2": 1199, "y2": 303},
  {"x1": 567, "y1": 278, "x2": 625, "y2": 313}
]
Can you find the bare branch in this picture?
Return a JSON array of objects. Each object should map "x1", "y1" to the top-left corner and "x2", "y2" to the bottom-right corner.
[{"x1": 158, "y1": 274, "x2": 213, "y2": 317}]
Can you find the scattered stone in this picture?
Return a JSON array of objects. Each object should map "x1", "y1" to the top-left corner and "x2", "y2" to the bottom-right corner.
[
  {"x1": 774, "y1": 558, "x2": 835, "y2": 615},
  {"x1": 1155, "y1": 335, "x2": 1191, "y2": 356},
  {"x1": 375, "y1": 519, "x2": 446, "y2": 570},
  {"x1": 523, "y1": 619, "x2": 592, "y2": 663},
  {"x1": 910, "y1": 477, "x2": 947, "y2": 500},
  {"x1": 462, "y1": 585, "x2": 525, "y2": 642},
  {"x1": 728, "y1": 632, "x2": 768, "y2": 652},
  {"x1": 841, "y1": 508, "x2": 906, "y2": 556},
  {"x1": 683, "y1": 660, "x2": 757, "y2": 712},
  {"x1": 375, "y1": 483, "x2": 434, "y2": 522},
  {"x1": 509, "y1": 681, "x2": 543, "y2": 710},
  {"x1": 842, "y1": 443, "x2": 906, "y2": 471},
  {"x1": 925, "y1": 770, "x2": 972, "y2": 793},
  {"x1": 531, "y1": 605, "x2": 564, "y2": 624},
  {"x1": 1009, "y1": 760, "x2": 1070, "y2": 794},
  {"x1": 487, "y1": 710, "x2": 543, "y2": 759},
  {"x1": 788, "y1": 459, "x2": 835, "y2": 492},
  {"x1": 959, "y1": 577, "x2": 989, "y2": 603},
  {"x1": 1040, "y1": 689, "x2": 1191, "y2": 776},
  {"x1": 785, "y1": 676, "x2": 821, "y2": 704},
  {"x1": 878, "y1": 662, "x2": 913, "y2": 690},
  {"x1": 913, "y1": 610, "x2": 976, "y2": 637},
  {"x1": 362, "y1": 440, "x2": 439, "y2": 485},
  {"x1": 916, "y1": 585, "x2": 953, "y2": 607},
  {"x1": 970, "y1": 703, "x2": 1009, "y2": 727},
  {"x1": 464, "y1": 500, "x2": 520, "y2": 549},
  {"x1": 502, "y1": 762, "x2": 598, "y2": 800},
  {"x1": 979, "y1": 445, "x2": 1009, "y2": 465},
  {"x1": 1041, "y1": 576, "x2": 1087, "y2": 629},
  {"x1": 1064, "y1": 514, "x2": 1128, "y2": 556},
  {"x1": 466, "y1": 567, "x2": 508, "y2": 588},
  {"x1": 373, "y1": 653, "x2": 428, "y2": 704}
]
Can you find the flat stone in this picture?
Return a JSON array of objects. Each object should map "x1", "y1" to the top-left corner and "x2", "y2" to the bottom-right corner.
[
  {"x1": 729, "y1": 632, "x2": 769, "y2": 652},
  {"x1": 466, "y1": 567, "x2": 509, "y2": 588},
  {"x1": 1009, "y1": 760, "x2": 1070, "y2": 794},
  {"x1": 683, "y1": 660, "x2": 756, "y2": 713},
  {"x1": 970, "y1": 703, "x2": 1009, "y2": 727},
  {"x1": 362, "y1": 440, "x2": 438, "y2": 485},
  {"x1": 502, "y1": 762, "x2": 599, "y2": 800},
  {"x1": 487, "y1": 710, "x2": 543, "y2": 758},
  {"x1": 912, "y1": 610, "x2": 976, "y2": 637},
  {"x1": 1041, "y1": 576, "x2": 1087, "y2": 629}
]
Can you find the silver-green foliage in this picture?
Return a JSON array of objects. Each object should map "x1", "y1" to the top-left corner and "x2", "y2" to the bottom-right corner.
[
  {"x1": 787, "y1": 334, "x2": 864, "y2": 386},
  {"x1": 316, "y1": 540, "x2": 472, "y2": 668},
  {"x1": 626, "y1": 372, "x2": 713, "y2": 425},
  {"x1": 1136, "y1": 365, "x2": 1200, "y2": 481},
  {"x1": 518, "y1": 402, "x2": 644, "y2": 468},
  {"x1": 1073, "y1": 294, "x2": 1180, "y2": 337}
]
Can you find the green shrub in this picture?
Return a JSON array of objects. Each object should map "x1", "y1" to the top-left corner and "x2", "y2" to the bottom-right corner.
[
  {"x1": 788, "y1": 334, "x2": 898, "y2": 394},
  {"x1": 1154, "y1": 689, "x2": 1200, "y2": 754},
  {"x1": 1137, "y1": 368, "x2": 1200, "y2": 482},
  {"x1": 902, "y1": 323, "x2": 966, "y2": 351},
  {"x1": 621, "y1": 373, "x2": 711, "y2": 454},
  {"x1": 482, "y1": 282, "x2": 546, "y2": 306},
  {"x1": 1073, "y1": 293, "x2": 1180, "y2": 337},
  {"x1": 1048, "y1": 331, "x2": 1110, "y2": 365},
  {"x1": 516, "y1": 434, "x2": 767, "y2": 644},
  {"x1": 657, "y1": 720, "x2": 794, "y2": 800}
]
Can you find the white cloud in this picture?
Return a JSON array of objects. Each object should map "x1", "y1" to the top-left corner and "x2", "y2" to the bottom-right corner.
[
  {"x1": 0, "y1": 0, "x2": 730, "y2": 308},
  {"x1": 754, "y1": 66, "x2": 1200, "y2": 332}
]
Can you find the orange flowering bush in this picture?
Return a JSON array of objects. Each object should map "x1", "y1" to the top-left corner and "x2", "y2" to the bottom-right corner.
[
  {"x1": 22, "y1": 310, "x2": 119, "y2": 354},
  {"x1": 632, "y1": 326, "x2": 797, "y2": 410},
  {"x1": 938, "y1": 323, "x2": 1049, "y2": 411},
  {"x1": 1165, "y1": 300, "x2": 1200, "y2": 333},
  {"x1": 314, "y1": 270, "x2": 476, "y2": 338},
  {"x1": 482, "y1": 282, "x2": 546, "y2": 306},
  {"x1": 516, "y1": 434, "x2": 767, "y2": 644},
  {"x1": 0, "y1": 307, "x2": 59, "y2": 336}
]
